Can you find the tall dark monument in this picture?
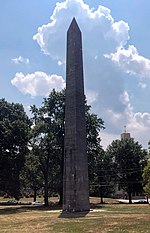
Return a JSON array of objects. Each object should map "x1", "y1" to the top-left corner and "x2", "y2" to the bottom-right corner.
[{"x1": 63, "y1": 18, "x2": 90, "y2": 211}]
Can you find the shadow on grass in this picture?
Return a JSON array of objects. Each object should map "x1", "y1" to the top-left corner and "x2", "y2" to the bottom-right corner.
[
  {"x1": 0, "y1": 202, "x2": 120, "y2": 216},
  {"x1": 0, "y1": 204, "x2": 62, "y2": 215},
  {"x1": 59, "y1": 210, "x2": 89, "y2": 218}
]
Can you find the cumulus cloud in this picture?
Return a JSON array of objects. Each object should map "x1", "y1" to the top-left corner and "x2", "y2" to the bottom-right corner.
[
  {"x1": 105, "y1": 45, "x2": 150, "y2": 78},
  {"x1": 127, "y1": 111, "x2": 150, "y2": 148},
  {"x1": 30, "y1": 0, "x2": 150, "y2": 149},
  {"x1": 11, "y1": 71, "x2": 65, "y2": 97},
  {"x1": 120, "y1": 91, "x2": 130, "y2": 104},
  {"x1": 100, "y1": 131, "x2": 119, "y2": 149},
  {"x1": 33, "y1": 0, "x2": 129, "y2": 60},
  {"x1": 12, "y1": 56, "x2": 29, "y2": 65},
  {"x1": 34, "y1": 0, "x2": 130, "y2": 110},
  {"x1": 32, "y1": 0, "x2": 130, "y2": 116},
  {"x1": 86, "y1": 90, "x2": 98, "y2": 105},
  {"x1": 102, "y1": 103, "x2": 150, "y2": 149},
  {"x1": 101, "y1": 113, "x2": 150, "y2": 149}
]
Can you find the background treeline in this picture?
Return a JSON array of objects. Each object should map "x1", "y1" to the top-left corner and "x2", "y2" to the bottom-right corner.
[{"x1": 0, "y1": 90, "x2": 150, "y2": 206}]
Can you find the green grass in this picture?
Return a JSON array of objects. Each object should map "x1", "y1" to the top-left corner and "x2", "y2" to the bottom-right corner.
[{"x1": 0, "y1": 203, "x2": 150, "y2": 233}]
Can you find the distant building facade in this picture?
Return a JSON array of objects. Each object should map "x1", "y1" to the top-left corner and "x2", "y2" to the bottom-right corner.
[
  {"x1": 121, "y1": 126, "x2": 130, "y2": 140},
  {"x1": 121, "y1": 132, "x2": 130, "y2": 140}
]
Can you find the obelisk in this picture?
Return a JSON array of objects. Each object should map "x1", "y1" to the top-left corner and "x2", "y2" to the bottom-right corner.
[{"x1": 63, "y1": 18, "x2": 90, "y2": 211}]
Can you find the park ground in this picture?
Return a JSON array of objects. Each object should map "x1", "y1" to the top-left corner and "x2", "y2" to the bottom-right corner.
[{"x1": 0, "y1": 197, "x2": 150, "y2": 233}]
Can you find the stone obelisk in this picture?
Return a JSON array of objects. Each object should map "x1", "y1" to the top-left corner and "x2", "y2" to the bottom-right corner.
[{"x1": 63, "y1": 18, "x2": 90, "y2": 211}]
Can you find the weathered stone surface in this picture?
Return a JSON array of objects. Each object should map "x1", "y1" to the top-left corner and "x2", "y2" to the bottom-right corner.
[{"x1": 63, "y1": 18, "x2": 90, "y2": 211}]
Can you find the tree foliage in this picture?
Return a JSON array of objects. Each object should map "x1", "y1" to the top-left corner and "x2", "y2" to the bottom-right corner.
[
  {"x1": 20, "y1": 151, "x2": 43, "y2": 201},
  {"x1": 28, "y1": 89, "x2": 105, "y2": 205},
  {"x1": 89, "y1": 147, "x2": 115, "y2": 203},
  {"x1": 29, "y1": 90, "x2": 65, "y2": 206},
  {"x1": 106, "y1": 138, "x2": 147, "y2": 203},
  {"x1": 0, "y1": 99, "x2": 30, "y2": 199},
  {"x1": 143, "y1": 160, "x2": 150, "y2": 198}
]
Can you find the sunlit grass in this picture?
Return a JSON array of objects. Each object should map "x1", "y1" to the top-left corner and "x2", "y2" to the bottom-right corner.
[{"x1": 0, "y1": 199, "x2": 150, "y2": 233}]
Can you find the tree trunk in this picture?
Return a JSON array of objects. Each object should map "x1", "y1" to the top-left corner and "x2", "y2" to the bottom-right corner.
[
  {"x1": 100, "y1": 186, "x2": 104, "y2": 204},
  {"x1": 33, "y1": 188, "x2": 37, "y2": 202},
  {"x1": 44, "y1": 178, "x2": 49, "y2": 207},
  {"x1": 100, "y1": 195, "x2": 104, "y2": 204},
  {"x1": 146, "y1": 196, "x2": 149, "y2": 204},
  {"x1": 128, "y1": 184, "x2": 132, "y2": 204},
  {"x1": 59, "y1": 189, "x2": 63, "y2": 205}
]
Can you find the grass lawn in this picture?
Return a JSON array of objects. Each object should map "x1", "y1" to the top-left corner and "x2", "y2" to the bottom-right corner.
[{"x1": 0, "y1": 198, "x2": 150, "y2": 233}]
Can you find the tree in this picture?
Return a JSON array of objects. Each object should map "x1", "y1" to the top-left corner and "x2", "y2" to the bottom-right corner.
[
  {"x1": 85, "y1": 109, "x2": 114, "y2": 202},
  {"x1": 86, "y1": 108, "x2": 104, "y2": 179},
  {"x1": 106, "y1": 138, "x2": 147, "y2": 203},
  {"x1": 0, "y1": 99, "x2": 30, "y2": 199},
  {"x1": 96, "y1": 149, "x2": 115, "y2": 203},
  {"x1": 20, "y1": 151, "x2": 43, "y2": 202},
  {"x1": 143, "y1": 160, "x2": 150, "y2": 198},
  {"x1": 29, "y1": 89, "x2": 105, "y2": 206},
  {"x1": 88, "y1": 145, "x2": 115, "y2": 203},
  {"x1": 30, "y1": 90, "x2": 65, "y2": 206}
]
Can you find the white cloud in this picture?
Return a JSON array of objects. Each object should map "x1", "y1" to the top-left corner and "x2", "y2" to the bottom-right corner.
[
  {"x1": 138, "y1": 82, "x2": 147, "y2": 89},
  {"x1": 58, "y1": 60, "x2": 63, "y2": 66},
  {"x1": 33, "y1": 0, "x2": 129, "y2": 60},
  {"x1": 33, "y1": 0, "x2": 130, "y2": 112},
  {"x1": 127, "y1": 111, "x2": 150, "y2": 149},
  {"x1": 108, "y1": 20, "x2": 130, "y2": 47},
  {"x1": 101, "y1": 105, "x2": 150, "y2": 150},
  {"x1": 11, "y1": 71, "x2": 65, "y2": 97},
  {"x1": 86, "y1": 90, "x2": 98, "y2": 105},
  {"x1": 12, "y1": 56, "x2": 29, "y2": 65},
  {"x1": 95, "y1": 89, "x2": 149, "y2": 149},
  {"x1": 120, "y1": 91, "x2": 130, "y2": 104},
  {"x1": 23, "y1": 105, "x2": 32, "y2": 117},
  {"x1": 130, "y1": 112, "x2": 150, "y2": 128},
  {"x1": 105, "y1": 45, "x2": 150, "y2": 78},
  {"x1": 100, "y1": 132, "x2": 119, "y2": 150},
  {"x1": 31, "y1": 0, "x2": 150, "y2": 149}
]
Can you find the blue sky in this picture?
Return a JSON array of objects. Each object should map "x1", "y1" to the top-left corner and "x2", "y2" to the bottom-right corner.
[{"x1": 1, "y1": 0, "x2": 150, "y2": 149}]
